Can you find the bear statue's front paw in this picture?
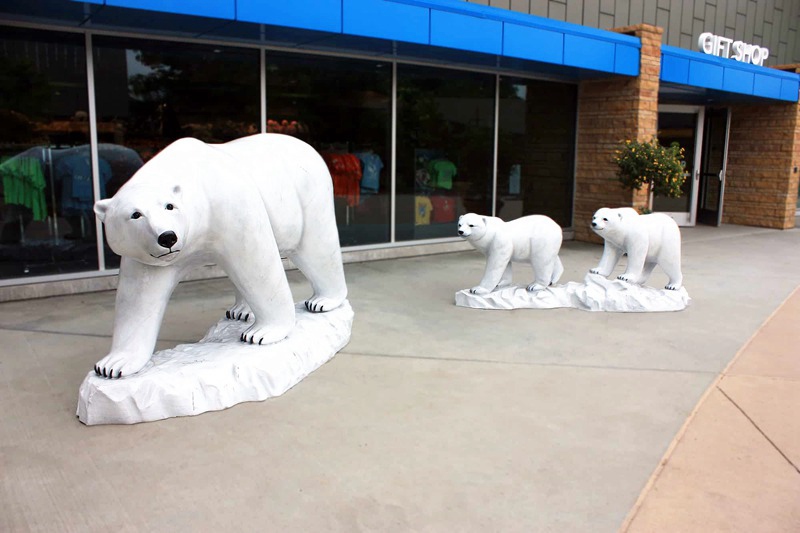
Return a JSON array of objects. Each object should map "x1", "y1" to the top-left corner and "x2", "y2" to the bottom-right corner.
[
  {"x1": 225, "y1": 302, "x2": 253, "y2": 321},
  {"x1": 469, "y1": 286, "x2": 490, "y2": 295},
  {"x1": 589, "y1": 268, "x2": 602, "y2": 275},
  {"x1": 617, "y1": 274, "x2": 633, "y2": 283},
  {"x1": 240, "y1": 322, "x2": 289, "y2": 346},
  {"x1": 94, "y1": 351, "x2": 152, "y2": 379},
  {"x1": 526, "y1": 283, "x2": 546, "y2": 292},
  {"x1": 665, "y1": 283, "x2": 681, "y2": 291},
  {"x1": 304, "y1": 295, "x2": 343, "y2": 313}
]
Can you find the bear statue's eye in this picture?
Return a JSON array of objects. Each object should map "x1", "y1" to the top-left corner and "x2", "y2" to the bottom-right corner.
[
  {"x1": 131, "y1": 211, "x2": 142, "y2": 220},
  {"x1": 165, "y1": 203, "x2": 175, "y2": 210},
  {"x1": 468, "y1": 224, "x2": 475, "y2": 227},
  {"x1": 603, "y1": 218, "x2": 608, "y2": 222}
]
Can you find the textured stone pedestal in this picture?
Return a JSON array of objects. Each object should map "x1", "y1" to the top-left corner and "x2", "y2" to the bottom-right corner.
[
  {"x1": 455, "y1": 274, "x2": 690, "y2": 312},
  {"x1": 77, "y1": 301, "x2": 353, "y2": 425}
]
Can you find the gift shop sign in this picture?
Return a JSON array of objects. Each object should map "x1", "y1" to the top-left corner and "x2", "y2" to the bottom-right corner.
[{"x1": 698, "y1": 32, "x2": 769, "y2": 66}]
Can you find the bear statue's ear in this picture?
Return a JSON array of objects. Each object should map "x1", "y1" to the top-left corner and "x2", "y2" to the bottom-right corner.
[
  {"x1": 94, "y1": 199, "x2": 112, "y2": 222},
  {"x1": 618, "y1": 212, "x2": 623, "y2": 220},
  {"x1": 172, "y1": 184, "x2": 182, "y2": 198},
  {"x1": 482, "y1": 217, "x2": 487, "y2": 225}
]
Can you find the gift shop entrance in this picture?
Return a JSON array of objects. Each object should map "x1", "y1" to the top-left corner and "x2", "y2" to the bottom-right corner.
[{"x1": 655, "y1": 105, "x2": 731, "y2": 227}]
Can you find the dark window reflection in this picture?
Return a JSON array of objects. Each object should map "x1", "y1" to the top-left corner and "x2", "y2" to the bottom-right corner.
[
  {"x1": 0, "y1": 26, "x2": 96, "y2": 279},
  {"x1": 92, "y1": 36, "x2": 260, "y2": 267},
  {"x1": 396, "y1": 65, "x2": 495, "y2": 241},
  {"x1": 654, "y1": 112, "x2": 695, "y2": 214},
  {"x1": 497, "y1": 77, "x2": 577, "y2": 227},
  {"x1": 266, "y1": 53, "x2": 392, "y2": 246}
]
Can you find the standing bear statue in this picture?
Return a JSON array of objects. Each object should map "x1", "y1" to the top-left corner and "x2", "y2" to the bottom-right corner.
[
  {"x1": 457, "y1": 213, "x2": 564, "y2": 294},
  {"x1": 92, "y1": 133, "x2": 348, "y2": 379},
  {"x1": 589, "y1": 207, "x2": 683, "y2": 290}
]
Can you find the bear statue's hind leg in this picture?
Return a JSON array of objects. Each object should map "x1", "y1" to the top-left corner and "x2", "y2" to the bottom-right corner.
[
  {"x1": 290, "y1": 227, "x2": 348, "y2": 313},
  {"x1": 638, "y1": 261, "x2": 657, "y2": 285},
  {"x1": 226, "y1": 287, "x2": 253, "y2": 321},
  {"x1": 221, "y1": 232, "x2": 295, "y2": 345},
  {"x1": 660, "y1": 256, "x2": 683, "y2": 290},
  {"x1": 551, "y1": 256, "x2": 564, "y2": 285}
]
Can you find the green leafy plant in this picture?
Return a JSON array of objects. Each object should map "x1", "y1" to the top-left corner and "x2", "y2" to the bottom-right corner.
[{"x1": 613, "y1": 138, "x2": 686, "y2": 198}]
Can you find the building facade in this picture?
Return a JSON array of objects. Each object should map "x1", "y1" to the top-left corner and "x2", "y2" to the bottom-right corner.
[{"x1": 1, "y1": 0, "x2": 798, "y2": 300}]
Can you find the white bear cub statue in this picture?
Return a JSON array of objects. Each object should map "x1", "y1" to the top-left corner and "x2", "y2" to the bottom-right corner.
[
  {"x1": 589, "y1": 207, "x2": 683, "y2": 290},
  {"x1": 458, "y1": 213, "x2": 564, "y2": 294},
  {"x1": 92, "y1": 133, "x2": 348, "y2": 379}
]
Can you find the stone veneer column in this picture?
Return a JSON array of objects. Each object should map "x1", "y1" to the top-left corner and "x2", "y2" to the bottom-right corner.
[
  {"x1": 573, "y1": 24, "x2": 662, "y2": 242},
  {"x1": 724, "y1": 66, "x2": 800, "y2": 229}
]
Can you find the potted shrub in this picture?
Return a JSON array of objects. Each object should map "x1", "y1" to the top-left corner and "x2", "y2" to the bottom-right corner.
[{"x1": 613, "y1": 138, "x2": 686, "y2": 211}]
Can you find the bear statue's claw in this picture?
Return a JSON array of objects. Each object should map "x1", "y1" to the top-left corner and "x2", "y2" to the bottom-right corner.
[
  {"x1": 305, "y1": 301, "x2": 324, "y2": 312},
  {"x1": 94, "y1": 365, "x2": 122, "y2": 379}
]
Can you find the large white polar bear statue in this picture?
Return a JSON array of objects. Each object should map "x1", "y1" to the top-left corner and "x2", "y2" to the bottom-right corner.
[
  {"x1": 458, "y1": 213, "x2": 563, "y2": 294},
  {"x1": 92, "y1": 133, "x2": 348, "y2": 379},
  {"x1": 589, "y1": 207, "x2": 683, "y2": 290}
]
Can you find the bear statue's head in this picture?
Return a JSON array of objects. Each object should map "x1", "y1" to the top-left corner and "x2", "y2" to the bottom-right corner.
[
  {"x1": 457, "y1": 213, "x2": 488, "y2": 241},
  {"x1": 591, "y1": 207, "x2": 639, "y2": 235},
  {"x1": 94, "y1": 182, "x2": 188, "y2": 266}
]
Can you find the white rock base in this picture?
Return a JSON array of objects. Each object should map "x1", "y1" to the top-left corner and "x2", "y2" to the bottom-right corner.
[
  {"x1": 77, "y1": 301, "x2": 353, "y2": 425},
  {"x1": 455, "y1": 274, "x2": 690, "y2": 312}
]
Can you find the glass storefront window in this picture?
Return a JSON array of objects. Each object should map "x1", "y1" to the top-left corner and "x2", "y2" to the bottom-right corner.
[
  {"x1": 0, "y1": 27, "x2": 94, "y2": 279},
  {"x1": 396, "y1": 65, "x2": 495, "y2": 241},
  {"x1": 92, "y1": 36, "x2": 260, "y2": 267},
  {"x1": 265, "y1": 52, "x2": 392, "y2": 246},
  {"x1": 497, "y1": 77, "x2": 577, "y2": 228}
]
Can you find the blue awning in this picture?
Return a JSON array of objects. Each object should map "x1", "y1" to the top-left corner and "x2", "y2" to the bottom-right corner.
[
  {"x1": 6, "y1": 0, "x2": 798, "y2": 101},
  {"x1": 51, "y1": 0, "x2": 640, "y2": 79},
  {"x1": 661, "y1": 45, "x2": 799, "y2": 103}
]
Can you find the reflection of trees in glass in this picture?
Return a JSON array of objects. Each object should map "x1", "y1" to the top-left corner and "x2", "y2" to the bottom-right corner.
[
  {"x1": 397, "y1": 71, "x2": 493, "y2": 198},
  {"x1": 0, "y1": 59, "x2": 52, "y2": 142},
  {"x1": 266, "y1": 57, "x2": 391, "y2": 148},
  {"x1": 121, "y1": 47, "x2": 258, "y2": 143}
]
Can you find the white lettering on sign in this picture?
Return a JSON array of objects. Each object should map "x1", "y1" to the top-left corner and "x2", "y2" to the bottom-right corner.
[{"x1": 698, "y1": 32, "x2": 769, "y2": 66}]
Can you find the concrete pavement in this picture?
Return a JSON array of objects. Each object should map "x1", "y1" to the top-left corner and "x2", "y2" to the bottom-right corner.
[{"x1": 1, "y1": 222, "x2": 799, "y2": 531}]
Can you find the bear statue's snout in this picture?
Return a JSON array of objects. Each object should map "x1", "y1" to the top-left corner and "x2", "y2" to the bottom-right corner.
[
  {"x1": 158, "y1": 231, "x2": 178, "y2": 249},
  {"x1": 591, "y1": 221, "x2": 598, "y2": 228},
  {"x1": 458, "y1": 229, "x2": 464, "y2": 235}
]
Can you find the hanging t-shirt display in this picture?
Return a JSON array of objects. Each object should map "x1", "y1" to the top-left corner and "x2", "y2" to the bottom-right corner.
[
  {"x1": 322, "y1": 152, "x2": 362, "y2": 207},
  {"x1": 430, "y1": 195, "x2": 457, "y2": 223},
  {"x1": 56, "y1": 153, "x2": 112, "y2": 215},
  {"x1": 415, "y1": 195, "x2": 433, "y2": 225},
  {"x1": 428, "y1": 158, "x2": 457, "y2": 190},
  {"x1": 355, "y1": 151, "x2": 383, "y2": 195},
  {"x1": 0, "y1": 154, "x2": 47, "y2": 221}
]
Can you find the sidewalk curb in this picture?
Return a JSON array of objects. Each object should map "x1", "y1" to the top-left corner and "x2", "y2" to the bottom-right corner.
[{"x1": 618, "y1": 284, "x2": 800, "y2": 532}]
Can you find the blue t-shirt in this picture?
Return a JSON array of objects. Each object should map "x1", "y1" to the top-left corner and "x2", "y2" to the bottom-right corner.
[{"x1": 355, "y1": 152, "x2": 383, "y2": 194}]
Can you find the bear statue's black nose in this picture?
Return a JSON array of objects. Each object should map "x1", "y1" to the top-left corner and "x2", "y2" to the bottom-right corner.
[
  {"x1": 458, "y1": 230, "x2": 464, "y2": 235},
  {"x1": 158, "y1": 231, "x2": 178, "y2": 249},
  {"x1": 591, "y1": 221, "x2": 597, "y2": 227}
]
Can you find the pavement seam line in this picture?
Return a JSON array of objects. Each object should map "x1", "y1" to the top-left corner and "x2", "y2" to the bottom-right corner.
[
  {"x1": 618, "y1": 284, "x2": 800, "y2": 533},
  {"x1": 339, "y1": 349, "x2": 717, "y2": 375},
  {"x1": 716, "y1": 385, "x2": 800, "y2": 475}
]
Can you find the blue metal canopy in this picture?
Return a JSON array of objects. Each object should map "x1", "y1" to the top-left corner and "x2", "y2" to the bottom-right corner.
[{"x1": 3, "y1": 0, "x2": 798, "y2": 101}]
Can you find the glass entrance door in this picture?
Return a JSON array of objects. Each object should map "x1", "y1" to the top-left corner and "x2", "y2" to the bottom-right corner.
[
  {"x1": 654, "y1": 106, "x2": 704, "y2": 226},
  {"x1": 697, "y1": 108, "x2": 731, "y2": 226}
]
